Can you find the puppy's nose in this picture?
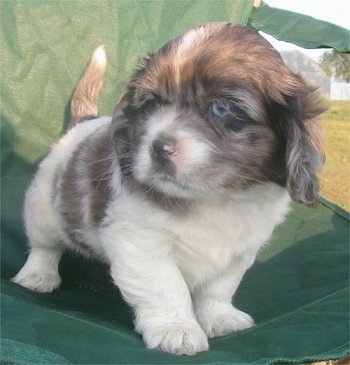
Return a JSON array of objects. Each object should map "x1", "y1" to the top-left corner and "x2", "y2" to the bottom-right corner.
[{"x1": 151, "y1": 138, "x2": 176, "y2": 162}]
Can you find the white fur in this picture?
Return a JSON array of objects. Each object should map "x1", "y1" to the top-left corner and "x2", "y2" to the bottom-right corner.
[
  {"x1": 92, "y1": 45, "x2": 106, "y2": 67},
  {"x1": 13, "y1": 116, "x2": 291, "y2": 354}
]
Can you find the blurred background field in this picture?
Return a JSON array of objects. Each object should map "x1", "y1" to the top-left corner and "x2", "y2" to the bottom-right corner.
[{"x1": 320, "y1": 100, "x2": 350, "y2": 211}]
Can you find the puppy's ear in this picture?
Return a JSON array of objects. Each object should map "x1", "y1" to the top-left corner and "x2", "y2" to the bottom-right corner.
[
  {"x1": 278, "y1": 75, "x2": 327, "y2": 206},
  {"x1": 111, "y1": 92, "x2": 135, "y2": 176},
  {"x1": 112, "y1": 92, "x2": 129, "y2": 123},
  {"x1": 111, "y1": 93, "x2": 128, "y2": 141}
]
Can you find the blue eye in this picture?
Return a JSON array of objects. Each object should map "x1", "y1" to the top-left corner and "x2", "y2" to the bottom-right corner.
[{"x1": 210, "y1": 101, "x2": 231, "y2": 118}]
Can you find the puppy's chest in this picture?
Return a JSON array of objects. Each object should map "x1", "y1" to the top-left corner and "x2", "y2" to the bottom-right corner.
[
  {"x1": 166, "y1": 188, "x2": 290, "y2": 286},
  {"x1": 169, "y1": 202, "x2": 262, "y2": 279},
  {"x1": 175, "y1": 206, "x2": 240, "y2": 248}
]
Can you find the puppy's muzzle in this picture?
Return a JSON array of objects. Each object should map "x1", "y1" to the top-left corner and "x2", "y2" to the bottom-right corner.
[
  {"x1": 151, "y1": 138, "x2": 176, "y2": 159},
  {"x1": 150, "y1": 137, "x2": 178, "y2": 167}
]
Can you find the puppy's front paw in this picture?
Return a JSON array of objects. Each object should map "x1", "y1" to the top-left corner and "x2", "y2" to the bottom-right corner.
[
  {"x1": 11, "y1": 266, "x2": 61, "y2": 293},
  {"x1": 141, "y1": 320, "x2": 209, "y2": 355},
  {"x1": 197, "y1": 301, "x2": 254, "y2": 338}
]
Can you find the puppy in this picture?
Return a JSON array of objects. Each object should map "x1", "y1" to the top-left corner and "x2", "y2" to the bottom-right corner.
[{"x1": 12, "y1": 23, "x2": 326, "y2": 355}]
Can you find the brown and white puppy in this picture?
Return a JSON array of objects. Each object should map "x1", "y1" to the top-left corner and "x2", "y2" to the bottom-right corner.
[{"x1": 12, "y1": 23, "x2": 325, "y2": 355}]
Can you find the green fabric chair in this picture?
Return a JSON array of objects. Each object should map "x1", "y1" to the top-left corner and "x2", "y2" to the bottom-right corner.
[{"x1": 1, "y1": 1, "x2": 349, "y2": 364}]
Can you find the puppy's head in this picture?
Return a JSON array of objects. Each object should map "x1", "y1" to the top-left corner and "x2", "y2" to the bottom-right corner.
[{"x1": 113, "y1": 23, "x2": 326, "y2": 204}]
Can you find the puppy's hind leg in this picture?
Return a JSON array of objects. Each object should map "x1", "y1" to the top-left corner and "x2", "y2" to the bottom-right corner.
[
  {"x1": 11, "y1": 246, "x2": 63, "y2": 293},
  {"x1": 12, "y1": 179, "x2": 64, "y2": 293}
]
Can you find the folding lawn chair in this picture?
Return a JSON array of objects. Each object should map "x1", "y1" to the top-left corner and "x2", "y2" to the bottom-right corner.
[{"x1": 1, "y1": 1, "x2": 349, "y2": 364}]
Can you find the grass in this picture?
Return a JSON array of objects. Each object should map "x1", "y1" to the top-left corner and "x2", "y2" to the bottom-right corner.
[{"x1": 319, "y1": 100, "x2": 350, "y2": 211}]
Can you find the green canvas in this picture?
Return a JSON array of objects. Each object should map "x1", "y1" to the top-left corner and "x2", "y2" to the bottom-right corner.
[
  {"x1": 249, "y1": 3, "x2": 350, "y2": 52},
  {"x1": 1, "y1": 1, "x2": 349, "y2": 364}
]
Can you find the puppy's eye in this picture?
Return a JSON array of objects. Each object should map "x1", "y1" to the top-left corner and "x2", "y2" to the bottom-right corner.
[
  {"x1": 143, "y1": 93, "x2": 166, "y2": 111},
  {"x1": 210, "y1": 101, "x2": 231, "y2": 118},
  {"x1": 143, "y1": 95, "x2": 160, "y2": 109},
  {"x1": 151, "y1": 92, "x2": 162, "y2": 102}
]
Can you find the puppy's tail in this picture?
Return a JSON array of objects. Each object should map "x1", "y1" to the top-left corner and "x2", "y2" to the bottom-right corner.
[{"x1": 70, "y1": 45, "x2": 107, "y2": 128}]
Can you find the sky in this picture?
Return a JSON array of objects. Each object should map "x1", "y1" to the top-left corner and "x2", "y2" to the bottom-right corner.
[{"x1": 263, "y1": 0, "x2": 350, "y2": 62}]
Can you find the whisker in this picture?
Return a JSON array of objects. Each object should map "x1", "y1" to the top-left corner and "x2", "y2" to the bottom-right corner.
[
  {"x1": 88, "y1": 155, "x2": 116, "y2": 166},
  {"x1": 113, "y1": 138, "x2": 138, "y2": 148},
  {"x1": 92, "y1": 170, "x2": 113, "y2": 182}
]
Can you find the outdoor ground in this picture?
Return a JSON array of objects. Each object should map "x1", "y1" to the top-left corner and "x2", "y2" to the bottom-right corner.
[
  {"x1": 319, "y1": 100, "x2": 350, "y2": 211},
  {"x1": 314, "y1": 101, "x2": 349, "y2": 364}
]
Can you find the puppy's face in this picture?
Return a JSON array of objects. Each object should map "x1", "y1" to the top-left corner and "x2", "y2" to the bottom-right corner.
[{"x1": 113, "y1": 23, "x2": 325, "y2": 204}]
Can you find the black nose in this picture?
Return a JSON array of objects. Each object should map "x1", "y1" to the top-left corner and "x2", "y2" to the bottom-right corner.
[{"x1": 151, "y1": 138, "x2": 176, "y2": 163}]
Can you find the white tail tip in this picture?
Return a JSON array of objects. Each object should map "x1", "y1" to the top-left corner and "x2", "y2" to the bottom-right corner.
[{"x1": 92, "y1": 45, "x2": 106, "y2": 67}]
